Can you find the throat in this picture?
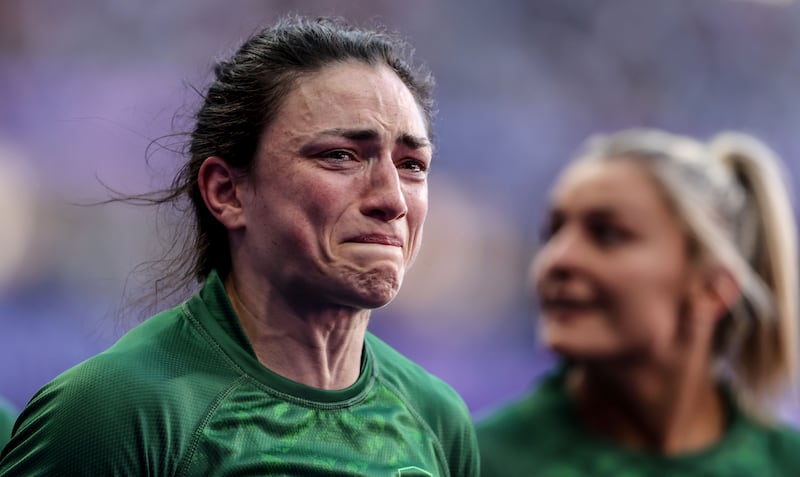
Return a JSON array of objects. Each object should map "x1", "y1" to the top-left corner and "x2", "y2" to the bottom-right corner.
[
  {"x1": 224, "y1": 274, "x2": 369, "y2": 390},
  {"x1": 569, "y1": 364, "x2": 727, "y2": 455},
  {"x1": 253, "y1": 337, "x2": 365, "y2": 390}
]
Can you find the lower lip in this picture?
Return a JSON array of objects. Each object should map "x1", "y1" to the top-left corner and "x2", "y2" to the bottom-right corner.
[
  {"x1": 345, "y1": 242, "x2": 404, "y2": 253},
  {"x1": 348, "y1": 239, "x2": 403, "y2": 247}
]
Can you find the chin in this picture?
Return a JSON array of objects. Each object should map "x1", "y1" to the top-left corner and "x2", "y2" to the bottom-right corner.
[
  {"x1": 541, "y1": 328, "x2": 620, "y2": 361},
  {"x1": 323, "y1": 261, "x2": 405, "y2": 309},
  {"x1": 357, "y1": 282, "x2": 401, "y2": 309},
  {"x1": 337, "y1": 289, "x2": 397, "y2": 310},
  {"x1": 340, "y1": 269, "x2": 402, "y2": 309}
]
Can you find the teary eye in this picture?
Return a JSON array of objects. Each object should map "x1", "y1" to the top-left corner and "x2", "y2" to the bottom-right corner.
[
  {"x1": 323, "y1": 150, "x2": 356, "y2": 162},
  {"x1": 398, "y1": 159, "x2": 428, "y2": 174}
]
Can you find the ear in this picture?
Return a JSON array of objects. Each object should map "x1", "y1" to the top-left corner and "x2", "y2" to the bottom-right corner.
[
  {"x1": 197, "y1": 156, "x2": 247, "y2": 230},
  {"x1": 689, "y1": 265, "x2": 742, "y2": 323}
]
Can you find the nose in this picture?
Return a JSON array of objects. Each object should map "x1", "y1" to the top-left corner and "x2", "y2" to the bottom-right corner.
[
  {"x1": 533, "y1": 226, "x2": 583, "y2": 283},
  {"x1": 360, "y1": 157, "x2": 408, "y2": 222}
]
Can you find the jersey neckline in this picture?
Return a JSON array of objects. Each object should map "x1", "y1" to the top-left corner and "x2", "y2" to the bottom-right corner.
[{"x1": 183, "y1": 270, "x2": 376, "y2": 407}]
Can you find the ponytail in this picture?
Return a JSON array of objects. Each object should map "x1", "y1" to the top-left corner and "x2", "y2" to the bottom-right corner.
[{"x1": 711, "y1": 133, "x2": 799, "y2": 403}]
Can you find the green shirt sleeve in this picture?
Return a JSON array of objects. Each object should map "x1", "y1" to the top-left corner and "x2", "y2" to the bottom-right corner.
[{"x1": 0, "y1": 357, "x2": 190, "y2": 476}]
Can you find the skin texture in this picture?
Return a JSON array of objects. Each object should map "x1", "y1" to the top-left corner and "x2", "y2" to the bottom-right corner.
[
  {"x1": 533, "y1": 158, "x2": 734, "y2": 453},
  {"x1": 198, "y1": 61, "x2": 432, "y2": 389}
]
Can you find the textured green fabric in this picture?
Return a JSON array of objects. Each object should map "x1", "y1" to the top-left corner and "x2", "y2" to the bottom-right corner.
[
  {"x1": 0, "y1": 271, "x2": 478, "y2": 476},
  {"x1": 477, "y1": 368, "x2": 800, "y2": 477},
  {"x1": 0, "y1": 396, "x2": 17, "y2": 450}
]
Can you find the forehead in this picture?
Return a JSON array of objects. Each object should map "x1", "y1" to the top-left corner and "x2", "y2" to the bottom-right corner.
[
  {"x1": 552, "y1": 159, "x2": 677, "y2": 222},
  {"x1": 269, "y1": 61, "x2": 429, "y2": 140}
]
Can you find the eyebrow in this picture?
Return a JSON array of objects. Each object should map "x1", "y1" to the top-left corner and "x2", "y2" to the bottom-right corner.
[
  {"x1": 551, "y1": 206, "x2": 623, "y2": 222},
  {"x1": 316, "y1": 128, "x2": 432, "y2": 150},
  {"x1": 585, "y1": 208, "x2": 617, "y2": 221}
]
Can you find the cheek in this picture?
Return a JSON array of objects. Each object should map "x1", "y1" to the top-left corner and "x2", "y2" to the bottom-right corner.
[
  {"x1": 296, "y1": 182, "x2": 349, "y2": 226},
  {"x1": 397, "y1": 186, "x2": 427, "y2": 266},
  {"x1": 406, "y1": 187, "x2": 428, "y2": 230},
  {"x1": 257, "y1": 180, "x2": 345, "y2": 253},
  {"x1": 611, "y1": 259, "x2": 686, "y2": 334}
]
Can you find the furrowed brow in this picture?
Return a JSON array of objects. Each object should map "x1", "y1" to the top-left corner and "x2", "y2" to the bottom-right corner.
[
  {"x1": 397, "y1": 133, "x2": 431, "y2": 150},
  {"x1": 311, "y1": 128, "x2": 431, "y2": 152},
  {"x1": 319, "y1": 128, "x2": 380, "y2": 142}
]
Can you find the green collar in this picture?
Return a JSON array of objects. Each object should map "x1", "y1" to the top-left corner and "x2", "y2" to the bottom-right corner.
[{"x1": 185, "y1": 270, "x2": 375, "y2": 406}]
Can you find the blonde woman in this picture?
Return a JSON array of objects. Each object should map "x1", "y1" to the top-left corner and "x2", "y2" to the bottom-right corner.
[{"x1": 477, "y1": 129, "x2": 800, "y2": 475}]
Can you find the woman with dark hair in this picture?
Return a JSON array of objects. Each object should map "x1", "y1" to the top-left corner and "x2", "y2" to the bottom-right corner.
[
  {"x1": 0, "y1": 16, "x2": 478, "y2": 476},
  {"x1": 478, "y1": 128, "x2": 800, "y2": 476}
]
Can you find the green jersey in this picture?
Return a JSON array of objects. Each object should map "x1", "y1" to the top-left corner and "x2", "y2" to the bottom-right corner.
[
  {"x1": 477, "y1": 368, "x2": 800, "y2": 477},
  {"x1": 0, "y1": 396, "x2": 16, "y2": 450},
  {"x1": 0, "y1": 271, "x2": 478, "y2": 476}
]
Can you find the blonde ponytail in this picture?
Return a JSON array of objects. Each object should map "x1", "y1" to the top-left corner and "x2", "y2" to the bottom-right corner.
[{"x1": 710, "y1": 133, "x2": 799, "y2": 402}]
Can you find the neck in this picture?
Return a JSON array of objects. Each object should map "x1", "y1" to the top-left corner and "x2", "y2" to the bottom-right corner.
[
  {"x1": 224, "y1": 273, "x2": 370, "y2": 390},
  {"x1": 568, "y1": 356, "x2": 726, "y2": 455}
]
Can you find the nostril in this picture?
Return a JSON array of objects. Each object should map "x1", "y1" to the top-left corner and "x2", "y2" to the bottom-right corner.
[
  {"x1": 365, "y1": 205, "x2": 407, "y2": 222},
  {"x1": 361, "y1": 189, "x2": 408, "y2": 222},
  {"x1": 550, "y1": 266, "x2": 572, "y2": 281}
]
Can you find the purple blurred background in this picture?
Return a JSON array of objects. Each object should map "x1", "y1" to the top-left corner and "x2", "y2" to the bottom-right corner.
[{"x1": 1, "y1": 0, "x2": 799, "y2": 424}]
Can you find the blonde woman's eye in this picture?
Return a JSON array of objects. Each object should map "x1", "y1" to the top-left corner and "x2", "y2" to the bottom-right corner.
[{"x1": 590, "y1": 223, "x2": 626, "y2": 246}]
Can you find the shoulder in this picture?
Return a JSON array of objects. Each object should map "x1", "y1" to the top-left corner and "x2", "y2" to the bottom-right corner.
[
  {"x1": 365, "y1": 332, "x2": 479, "y2": 477},
  {"x1": 755, "y1": 419, "x2": 800, "y2": 470},
  {"x1": 61, "y1": 303, "x2": 232, "y2": 399},
  {"x1": 475, "y1": 370, "x2": 572, "y2": 477},
  {"x1": 0, "y1": 304, "x2": 239, "y2": 475},
  {"x1": 477, "y1": 369, "x2": 567, "y2": 438},
  {"x1": 475, "y1": 387, "x2": 540, "y2": 452},
  {"x1": 366, "y1": 332, "x2": 470, "y2": 420},
  {"x1": 700, "y1": 405, "x2": 800, "y2": 474}
]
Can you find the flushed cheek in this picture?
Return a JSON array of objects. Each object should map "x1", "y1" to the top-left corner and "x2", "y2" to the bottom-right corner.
[
  {"x1": 301, "y1": 187, "x2": 349, "y2": 226},
  {"x1": 282, "y1": 207, "x2": 346, "y2": 265}
]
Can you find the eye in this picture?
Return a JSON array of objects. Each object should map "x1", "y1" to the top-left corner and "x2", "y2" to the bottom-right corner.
[
  {"x1": 398, "y1": 159, "x2": 428, "y2": 174},
  {"x1": 587, "y1": 220, "x2": 628, "y2": 247},
  {"x1": 322, "y1": 150, "x2": 356, "y2": 162},
  {"x1": 315, "y1": 149, "x2": 361, "y2": 170}
]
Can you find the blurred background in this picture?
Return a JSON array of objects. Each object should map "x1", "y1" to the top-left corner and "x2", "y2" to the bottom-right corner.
[{"x1": 1, "y1": 0, "x2": 799, "y2": 424}]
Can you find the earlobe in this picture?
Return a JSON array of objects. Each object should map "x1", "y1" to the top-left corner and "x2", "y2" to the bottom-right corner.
[
  {"x1": 697, "y1": 267, "x2": 741, "y2": 322},
  {"x1": 709, "y1": 268, "x2": 741, "y2": 317},
  {"x1": 197, "y1": 157, "x2": 246, "y2": 230}
]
